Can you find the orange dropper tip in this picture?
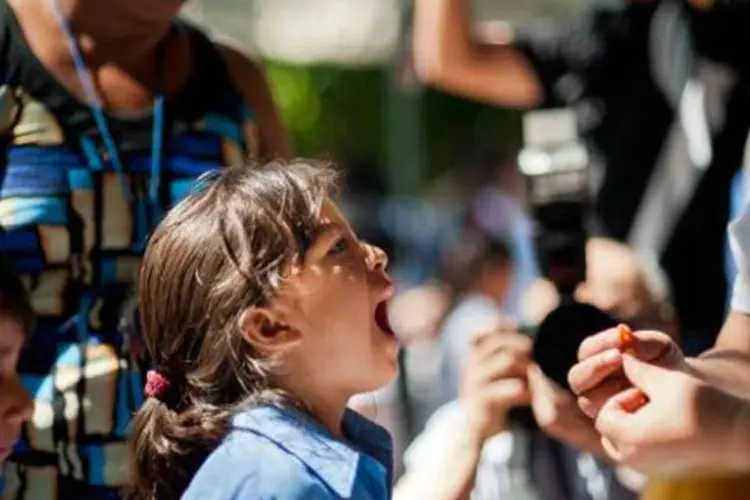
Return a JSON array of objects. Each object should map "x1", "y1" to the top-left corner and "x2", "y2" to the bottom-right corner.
[{"x1": 617, "y1": 323, "x2": 635, "y2": 353}]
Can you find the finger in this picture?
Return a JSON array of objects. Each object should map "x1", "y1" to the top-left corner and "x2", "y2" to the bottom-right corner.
[
  {"x1": 577, "y1": 375, "x2": 631, "y2": 419},
  {"x1": 621, "y1": 353, "x2": 673, "y2": 394},
  {"x1": 476, "y1": 352, "x2": 531, "y2": 382},
  {"x1": 495, "y1": 315, "x2": 518, "y2": 333},
  {"x1": 627, "y1": 330, "x2": 679, "y2": 365},
  {"x1": 601, "y1": 436, "x2": 627, "y2": 464},
  {"x1": 471, "y1": 328, "x2": 498, "y2": 348},
  {"x1": 577, "y1": 328, "x2": 676, "y2": 363},
  {"x1": 485, "y1": 378, "x2": 532, "y2": 407},
  {"x1": 594, "y1": 387, "x2": 647, "y2": 444},
  {"x1": 527, "y1": 364, "x2": 563, "y2": 422},
  {"x1": 568, "y1": 348, "x2": 623, "y2": 396},
  {"x1": 473, "y1": 331, "x2": 533, "y2": 360},
  {"x1": 470, "y1": 318, "x2": 519, "y2": 347},
  {"x1": 578, "y1": 328, "x2": 622, "y2": 361},
  {"x1": 527, "y1": 364, "x2": 558, "y2": 401}
]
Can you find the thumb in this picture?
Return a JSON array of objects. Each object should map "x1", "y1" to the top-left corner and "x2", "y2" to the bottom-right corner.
[
  {"x1": 621, "y1": 353, "x2": 669, "y2": 395},
  {"x1": 527, "y1": 364, "x2": 557, "y2": 401},
  {"x1": 527, "y1": 364, "x2": 563, "y2": 422},
  {"x1": 595, "y1": 387, "x2": 646, "y2": 445}
]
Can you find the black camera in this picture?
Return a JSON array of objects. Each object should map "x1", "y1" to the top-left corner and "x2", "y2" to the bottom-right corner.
[{"x1": 518, "y1": 109, "x2": 616, "y2": 391}]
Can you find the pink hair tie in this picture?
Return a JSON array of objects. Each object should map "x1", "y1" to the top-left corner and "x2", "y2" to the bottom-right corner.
[{"x1": 144, "y1": 370, "x2": 172, "y2": 400}]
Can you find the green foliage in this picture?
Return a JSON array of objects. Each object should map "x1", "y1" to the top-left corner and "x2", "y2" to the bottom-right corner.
[
  {"x1": 265, "y1": 62, "x2": 386, "y2": 164},
  {"x1": 264, "y1": 60, "x2": 521, "y2": 189}
]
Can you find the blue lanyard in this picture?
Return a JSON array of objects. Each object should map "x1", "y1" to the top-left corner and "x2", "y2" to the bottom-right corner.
[{"x1": 51, "y1": 0, "x2": 166, "y2": 204}]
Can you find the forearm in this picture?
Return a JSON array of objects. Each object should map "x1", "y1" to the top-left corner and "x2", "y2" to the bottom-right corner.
[
  {"x1": 412, "y1": 0, "x2": 542, "y2": 107},
  {"x1": 413, "y1": 0, "x2": 474, "y2": 82},
  {"x1": 687, "y1": 312, "x2": 750, "y2": 400},
  {"x1": 731, "y1": 400, "x2": 750, "y2": 469},
  {"x1": 393, "y1": 423, "x2": 486, "y2": 500},
  {"x1": 688, "y1": 355, "x2": 750, "y2": 400}
]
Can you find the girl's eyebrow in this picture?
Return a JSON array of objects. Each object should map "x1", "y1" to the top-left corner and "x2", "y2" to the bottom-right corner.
[
  {"x1": 311, "y1": 222, "x2": 345, "y2": 242},
  {"x1": 296, "y1": 223, "x2": 339, "y2": 262}
]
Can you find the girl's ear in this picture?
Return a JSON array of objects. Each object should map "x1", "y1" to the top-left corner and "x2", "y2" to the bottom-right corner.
[{"x1": 239, "y1": 307, "x2": 302, "y2": 354}]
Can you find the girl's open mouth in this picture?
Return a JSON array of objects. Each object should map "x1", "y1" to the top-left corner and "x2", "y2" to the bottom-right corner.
[{"x1": 375, "y1": 301, "x2": 396, "y2": 338}]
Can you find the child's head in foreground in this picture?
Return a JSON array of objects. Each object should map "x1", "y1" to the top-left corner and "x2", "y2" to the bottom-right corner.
[
  {"x1": 0, "y1": 261, "x2": 34, "y2": 465},
  {"x1": 129, "y1": 160, "x2": 399, "y2": 498}
]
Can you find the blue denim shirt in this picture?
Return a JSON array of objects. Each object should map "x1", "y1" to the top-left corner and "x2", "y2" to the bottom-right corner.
[{"x1": 182, "y1": 404, "x2": 393, "y2": 499}]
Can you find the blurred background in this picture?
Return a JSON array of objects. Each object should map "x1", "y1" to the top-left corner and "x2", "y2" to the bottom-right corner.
[{"x1": 182, "y1": 0, "x2": 557, "y2": 285}]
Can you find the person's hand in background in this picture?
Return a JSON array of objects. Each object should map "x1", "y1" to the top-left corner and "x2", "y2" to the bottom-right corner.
[
  {"x1": 527, "y1": 364, "x2": 608, "y2": 459},
  {"x1": 462, "y1": 328, "x2": 532, "y2": 440},
  {"x1": 464, "y1": 327, "x2": 613, "y2": 461}
]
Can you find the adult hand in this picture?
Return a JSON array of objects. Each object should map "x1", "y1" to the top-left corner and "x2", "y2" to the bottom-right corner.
[
  {"x1": 568, "y1": 327, "x2": 684, "y2": 419},
  {"x1": 462, "y1": 327, "x2": 532, "y2": 440},
  {"x1": 595, "y1": 353, "x2": 750, "y2": 476}
]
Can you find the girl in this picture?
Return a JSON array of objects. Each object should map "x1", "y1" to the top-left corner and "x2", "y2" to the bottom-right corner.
[{"x1": 128, "y1": 160, "x2": 400, "y2": 500}]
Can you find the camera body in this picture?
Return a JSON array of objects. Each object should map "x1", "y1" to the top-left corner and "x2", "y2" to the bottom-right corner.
[
  {"x1": 519, "y1": 108, "x2": 590, "y2": 297},
  {"x1": 518, "y1": 109, "x2": 616, "y2": 390}
]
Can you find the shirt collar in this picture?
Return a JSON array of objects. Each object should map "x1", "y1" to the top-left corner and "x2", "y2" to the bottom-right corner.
[{"x1": 232, "y1": 404, "x2": 393, "y2": 497}]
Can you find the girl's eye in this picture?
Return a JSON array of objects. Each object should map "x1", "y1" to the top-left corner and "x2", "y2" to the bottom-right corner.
[{"x1": 327, "y1": 238, "x2": 349, "y2": 256}]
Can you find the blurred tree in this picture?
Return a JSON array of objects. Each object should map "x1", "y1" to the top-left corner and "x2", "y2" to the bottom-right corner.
[{"x1": 264, "y1": 61, "x2": 521, "y2": 190}]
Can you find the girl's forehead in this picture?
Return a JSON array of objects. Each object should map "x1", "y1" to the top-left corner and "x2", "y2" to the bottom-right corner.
[
  {"x1": 316, "y1": 200, "x2": 357, "y2": 235},
  {"x1": 319, "y1": 200, "x2": 345, "y2": 224}
]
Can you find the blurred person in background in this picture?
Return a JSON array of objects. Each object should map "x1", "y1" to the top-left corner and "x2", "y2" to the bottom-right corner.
[
  {"x1": 413, "y1": 0, "x2": 750, "y2": 354},
  {"x1": 394, "y1": 238, "x2": 676, "y2": 500},
  {"x1": 349, "y1": 220, "x2": 514, "y2": 476},
  {"x1": 0, "y1": 261, "x2": 34, "y2": 468},
  {"x1": 0, "y1": 0, "x2": 290, "y2": 497},
  {"x1": 350, "y1": 212, "x2": 516, "y2": 477},
  {"x1": 437, "y1": 219, "x2": 515, "y2": 412}
]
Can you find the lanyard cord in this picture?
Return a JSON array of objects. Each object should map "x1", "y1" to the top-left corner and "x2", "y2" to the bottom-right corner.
[{"x1": 50, "y1": 0, "x2": 167, "y2": 204}]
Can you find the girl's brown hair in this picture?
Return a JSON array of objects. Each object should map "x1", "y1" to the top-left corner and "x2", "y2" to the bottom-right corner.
[{"x1": 128, "y1": 159, "x2": 338, "y2": 500}]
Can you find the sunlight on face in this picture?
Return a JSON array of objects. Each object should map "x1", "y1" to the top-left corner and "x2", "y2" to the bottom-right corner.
[{"x1": 280, "y1": 201, "x2": 399, "y2": 399}]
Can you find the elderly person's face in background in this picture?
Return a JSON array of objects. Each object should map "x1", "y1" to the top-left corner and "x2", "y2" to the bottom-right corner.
[{"x1": 523, "y1": 238, "x2": 676, "y2": 337}]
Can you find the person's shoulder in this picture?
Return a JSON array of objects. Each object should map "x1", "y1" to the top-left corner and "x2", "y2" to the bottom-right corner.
[
  {"x1": 403, "y1": 400, "x2": 466, "y2": 468},
  {"x1": 182, "y1": 429, "x2": 334, "y2": 500},
  {"x1": 209, "y1": 37, "x2": 293, "y2": 158},
  {"x1": 210, "y1": 38, "x2": 270, "y2": 108},
  {"x1": 212, "y1": 39, "x2": 264, "y2": 82}
]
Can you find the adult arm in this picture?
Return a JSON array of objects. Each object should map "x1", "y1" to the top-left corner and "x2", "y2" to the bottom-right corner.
[
  {"x1": 412, "y1": 0, "x2": 543, "y2": 108},
  {"x1": 393, "y1": 404, "x2": 486, "y2": 500},
  {"x1": 688, "y1": 201, "x2": 750, "y2": 399},
  {"x1": 687, "y1": 312, "x2": 750, "y2": 400},
  {"x1": 217, "y1": 44, "x2": 293, "y2": 160}
]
